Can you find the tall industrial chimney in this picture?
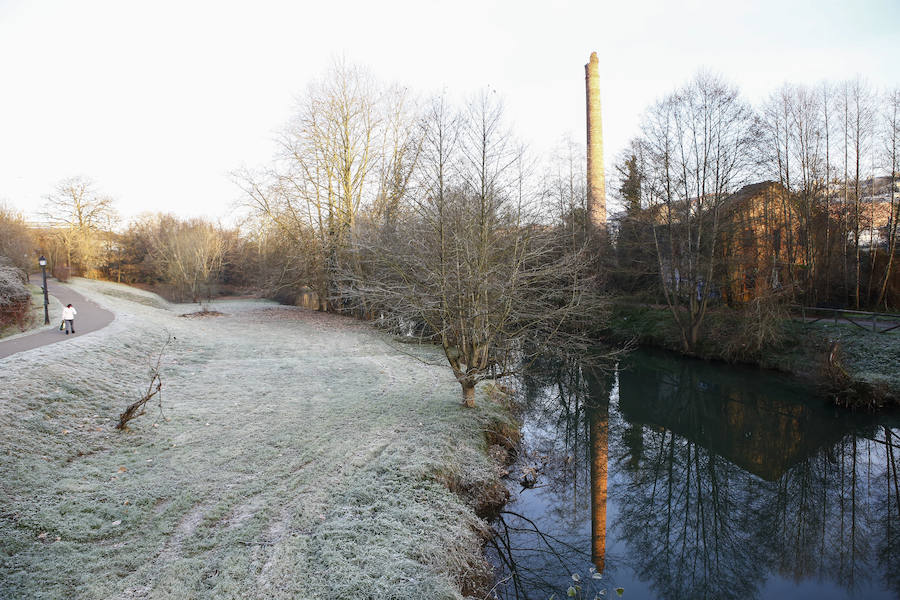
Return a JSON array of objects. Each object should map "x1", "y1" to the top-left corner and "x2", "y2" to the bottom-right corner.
[{"x1": 585, "y1": 52, "x2": 606, "y2": 231}]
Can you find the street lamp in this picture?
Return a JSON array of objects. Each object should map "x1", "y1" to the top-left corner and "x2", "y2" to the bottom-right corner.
[{"x1": 38, "y1": 256, "x2": 49, "y2": 325}]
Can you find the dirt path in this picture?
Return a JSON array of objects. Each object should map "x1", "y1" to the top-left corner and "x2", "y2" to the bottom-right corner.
[{"x1": 0, "y1": 276, "x2": 115, "y2": 359}]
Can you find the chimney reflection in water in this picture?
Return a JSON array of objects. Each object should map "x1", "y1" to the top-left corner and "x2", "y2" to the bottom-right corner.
[{"x1": 588, "y1": 380, "x2": 609, "y2": 574}]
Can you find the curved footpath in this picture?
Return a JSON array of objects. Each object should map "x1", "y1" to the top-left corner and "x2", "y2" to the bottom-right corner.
[{"x1": 0, "y1": 275, "x2": 114, "y2": 359}]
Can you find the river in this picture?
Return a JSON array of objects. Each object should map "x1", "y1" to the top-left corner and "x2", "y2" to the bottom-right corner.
[{"x1": 487, "y1": 349, "x2": 900, "y2": 600}]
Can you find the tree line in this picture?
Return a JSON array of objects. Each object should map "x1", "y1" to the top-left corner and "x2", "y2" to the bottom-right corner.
[
  {"x1": 613, "y1": 73, "x2": 899, "y2": 351},
  {"x1": 237, "y1": 61, "x2": 603, "y2": 404},
  {"x1": 3, "y1": 62, "x2": 897, "y2": 393},
  {"x1": 2, "y1": 179, "x2": 256, "y2": 305},
  {"x1": 3, "y1": 61, "x2": 605, "y2": 403}
]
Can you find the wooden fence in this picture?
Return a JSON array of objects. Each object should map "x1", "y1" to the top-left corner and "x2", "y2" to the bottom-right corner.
[{"x1": 791, "y1": 305, "x2": 900, "y2": 334}]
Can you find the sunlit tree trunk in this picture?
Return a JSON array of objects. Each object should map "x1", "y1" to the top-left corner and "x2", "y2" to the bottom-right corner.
[
  {"x1": 848, "y1": 79, "x2": 875, "y2": 308},
  {"x1": 876, "y1": 90, "x2": 899, "y2": 309},
  {"x1": 822, "y1": 83, "x2": 833, "y2": 302}
]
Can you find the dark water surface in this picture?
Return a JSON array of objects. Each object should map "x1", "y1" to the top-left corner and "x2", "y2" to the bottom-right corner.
[{"x1": 488, "y1": 349, "x2": 900, "y2": 600}]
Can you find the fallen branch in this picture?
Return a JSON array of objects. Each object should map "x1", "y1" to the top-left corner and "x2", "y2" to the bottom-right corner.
[{"x1": 116, "y1": 334, "x2": 172, "y2": 430}]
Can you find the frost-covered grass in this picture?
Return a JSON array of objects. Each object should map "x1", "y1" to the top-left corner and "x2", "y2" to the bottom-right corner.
[
  {"x1": 798, "y1": 319, "x2": 900, "y2": 404},
  {"x1": 0, "y1": 278, "x2": 506, "y2": 599}
]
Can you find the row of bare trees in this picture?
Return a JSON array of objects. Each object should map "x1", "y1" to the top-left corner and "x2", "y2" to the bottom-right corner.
[
  {"x1": 18, "y1": 65, "x2": 894, "y2": 381},
  {"x1": 759, "y1": 80, "x2": 899, "y2": 309},
  {"x1": 239, "y1": 62, "x2": 606, "y2": 404},
  {"x1": 11, "y1": 63, "x2": 605, "y2": 404},
  {"x1": 24, "y1": 179, "x2": 241, "y2": 303},
  {"x1": 613, "y1": 73, "x2": 900, "y2": 352},
  {"x1": 118, "y1": 214, "x2": 235, "y2": 302}
]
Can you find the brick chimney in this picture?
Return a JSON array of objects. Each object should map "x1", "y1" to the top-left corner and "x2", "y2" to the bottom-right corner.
[{"x1": 585, "y1": 52, "x2": 606, "y2": 231}]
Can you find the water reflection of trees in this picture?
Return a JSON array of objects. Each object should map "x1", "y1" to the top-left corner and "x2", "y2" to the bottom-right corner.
[
  {"x1": 879, "y1": 428, "x2": 900, "y2": 596},
  {"x1": 515, "y1": 358, "x2": 609, "y2": 526},
  {"x1": 614, "y1": 361, "x2": 766, "y2": 600},
  {"x1": 488, "y1": 359, "x2": 614, "y2": 599},
  {"x1": 753, "y1": 429, "x2": 900, "y2": 598},
  {"x1": 490, "y1": 351, "x2": 900, "y2": 600},
  {"x1": 618, "y1": 428, "x2": 900, "y2": 599},
  {"x1": 615, "y1": 354, "x2": 900, "y2": 599}
]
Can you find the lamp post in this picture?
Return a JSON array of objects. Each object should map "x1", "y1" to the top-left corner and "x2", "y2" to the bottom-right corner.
[{"x1": 38, "y1": 256, "x2": 49, "y2": 325}]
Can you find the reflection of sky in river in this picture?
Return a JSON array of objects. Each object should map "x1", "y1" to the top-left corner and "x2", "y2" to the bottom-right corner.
[{"x1": 488, "y1": 350, "x2": 900, "y2": 600}]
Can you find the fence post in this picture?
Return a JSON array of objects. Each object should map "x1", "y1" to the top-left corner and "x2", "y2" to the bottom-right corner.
[
  {"x1": 873, "y1": 313, "x2": 877, "y2": 333},
  {"x1": 834, "y1": 309, "x2": 838, "y2": 325}
]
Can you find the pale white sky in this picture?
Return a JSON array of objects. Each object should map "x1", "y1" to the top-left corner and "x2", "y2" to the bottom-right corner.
[{"x1": 1, "y1": 0, "x2": 897, "y2": 222}]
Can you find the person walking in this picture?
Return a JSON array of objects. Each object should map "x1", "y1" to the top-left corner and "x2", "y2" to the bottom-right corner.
[{"x1": 61, "y1": 303, "x2": 77, "y2": 335}]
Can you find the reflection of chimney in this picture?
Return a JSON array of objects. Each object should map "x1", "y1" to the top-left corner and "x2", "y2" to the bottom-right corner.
[
  {"x1": 589, "y1": 399, "x2": 609, "y2": 573},
  {"x1": 585, "y1": 51, "x2": 606, "y2": 231}
]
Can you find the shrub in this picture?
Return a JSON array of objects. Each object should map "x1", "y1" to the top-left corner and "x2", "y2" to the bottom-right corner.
[
  {"x1": 0, "y1": 261, "x2": 32, "y2": 330},
  {"x1": 720, "y1": 291, "x2": 790, "y2": 362},
  {"x1": 52, "y1": 264, "x2": 71, "y2": 282},
  {"x1": 0, "y1": 205, "x2": 34, "y2": 271}
]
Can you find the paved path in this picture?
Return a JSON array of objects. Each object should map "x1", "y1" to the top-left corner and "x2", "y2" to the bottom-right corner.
[{"x1": 0, "y1": 276, "x2": 115, "y2": 359}]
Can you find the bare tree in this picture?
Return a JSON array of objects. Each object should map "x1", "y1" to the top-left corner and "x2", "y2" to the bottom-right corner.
[
  {"x1": 171, "y1": 221, "x2": 227, "y2": 303},
  {"x1": 760, "y1": 83, "x2": 831, "y2": 302},
  {"x1": 41, "y1": 176, "x2": 117, "y2": 276},
  {"x1": 371, "y1": 83, "x2": 422, "y2": 230},
  {"x1": 821, "y1": 82, "x2": 836, "y2": 300},
  {"x1": 0, "y1": 203, "x2": 34, "y2": 271},
  {"x1": 638, "y1": 72, "x2": 756, "y2": 352},
  {"x1": 342, "y1": 93, "x2": 604, "y2": 406},
  {"x1": 543, "y1": 135, "x2": 589, "y2": 245},
  {"x1": 839, "y1": 80, "x2": 877, "y2": 308},
  {"x1": 875, "y1": 88, "x2": 900, "y2": 309},
  {"x1": 239, "y1": 60, "x2": 414, "y2": 311},
  {"x1": 761, "y1": 85, "x2": 799, "y2": 288},
  {"x1": 140, "y1": 215, "x2": 231, "y2": 303}
]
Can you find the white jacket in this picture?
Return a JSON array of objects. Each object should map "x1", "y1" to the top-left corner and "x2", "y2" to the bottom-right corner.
[{"x1": 62, "y1": 306, "x2": 77, "y2": 320}]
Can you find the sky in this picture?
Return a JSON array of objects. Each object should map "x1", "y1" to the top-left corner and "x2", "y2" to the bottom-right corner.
[{"x1": 0, "y1": 0, "x2": 897, "y2": 223}]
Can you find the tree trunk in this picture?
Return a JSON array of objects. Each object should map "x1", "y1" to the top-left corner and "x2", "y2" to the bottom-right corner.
[
  {"x1": 461, "y1": 382, "x2": 476, "y2": 408},
  {"x1": 688, "y1": 320, "x2": 701, "y2": 354}
]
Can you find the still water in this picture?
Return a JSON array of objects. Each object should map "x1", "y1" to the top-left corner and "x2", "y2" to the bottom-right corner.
[{"x1": 488, "y1": 349, "x2": 900, "y2": 600}]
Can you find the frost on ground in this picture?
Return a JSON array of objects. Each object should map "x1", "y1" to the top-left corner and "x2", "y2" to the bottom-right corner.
[{"x1": 0, "y1": 278, "x2": 506, "y2": 599}]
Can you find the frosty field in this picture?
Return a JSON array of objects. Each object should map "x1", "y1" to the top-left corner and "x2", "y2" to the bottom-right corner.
[{"x1": 0, "y1": 279, "x2": 505, "y2": 599}]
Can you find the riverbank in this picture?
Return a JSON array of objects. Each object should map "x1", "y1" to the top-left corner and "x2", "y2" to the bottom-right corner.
[
  {"x1": 0, "y1": 278, "x2": 512, "y2": 599},
  {"x1": 605, "y1": 303, "x2": 900, "y2": 410}
]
